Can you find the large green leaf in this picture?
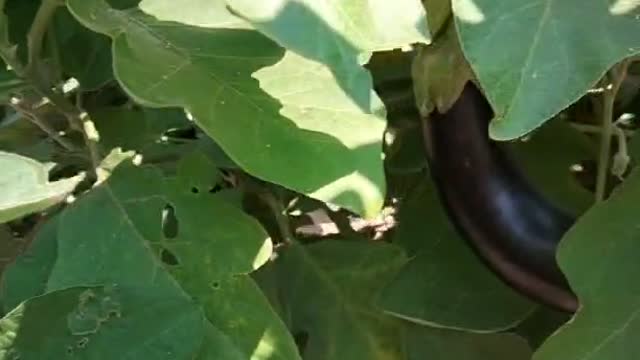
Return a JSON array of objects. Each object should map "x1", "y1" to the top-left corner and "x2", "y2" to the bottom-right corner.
[
  {"x1": 226, "y1": 0, "x2": 429, "y2": 183},
  {"x1": 534, "y1": 168, "x2": 640, "y2": 360},
  {"x1": 65, "y1": 0, "x2": 386, "y2": 217},
  {"x1": 40, "y1": 156, "x2": 297, "y2": 359},
  {"x1": 255, "y1": 239, "x2": 533, "y2": 359},
  {"x1": 404, "y1": 326, "x2": 531, "y2": 360},
  {"x1": 378, "y1": 182, "x2": 535, "y2": 331},
  {"x1": 262, "y1": 240, "x2": 408, "y2": 359},
  {"x1": 0, "y1": 286, "x2": 205, "y2": 359},
  {"x1": 226, "y1": 0, "x2": 430, "y2": 58},
  {"x1": 252, "y1": 52, "x2": 387, "y2": 212},
  {"x1": 0, "y1": 152, "x2": 84, "y2": 223},
  {"x1": 453, "y1": 0, "x2": 640, "y2": 139}
]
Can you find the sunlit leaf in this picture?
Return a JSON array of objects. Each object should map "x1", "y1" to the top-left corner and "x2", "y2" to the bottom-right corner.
[
  {"x1": 67, "y1": 0, "x2": 387, "y2": 217},
  {"x1": 454, "y1": 0, "x2": 640, "y2": 139},
  {"x1": 0, "y1": 152, "x2": 84, "y2": 223}
]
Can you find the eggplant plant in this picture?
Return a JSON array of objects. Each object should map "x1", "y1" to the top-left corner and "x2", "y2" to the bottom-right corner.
[{"x1": 0, "y1": 1, "x2": 638, "y2": 359}]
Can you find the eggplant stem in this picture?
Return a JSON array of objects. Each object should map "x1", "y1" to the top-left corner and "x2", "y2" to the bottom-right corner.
[{"x1": 595, "y1": 60, "x2": 629, "y2": 202}]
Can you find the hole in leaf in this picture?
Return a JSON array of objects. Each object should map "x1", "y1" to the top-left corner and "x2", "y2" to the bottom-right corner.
[
  {"x1": 191, "y1": 187, "x2": 200, "y2": 194},
  {"x1": 165, "y1": 126, "x2": 197, "y2": 140},
  {"x1": 293, "y1": 331, "x2": 309, "y2": 353},
  {"x1": 209, "y1": 184, "x2": 223, "y2": 193},
  {"x1": 76, "y1": 337, "x2": 89, "y2": 349},
  {"x1": 210, "y1": 281, "x2": 221, "y2": 290},
  {"x1": 162, "y1": 205, "x2": 178, "y2": 239},
  {"x1": 160, "y1": 248, "x2": 180, "y2": 266},
  {"x1": 107, "y1": 309, "x2": 122, "y2": 319}
]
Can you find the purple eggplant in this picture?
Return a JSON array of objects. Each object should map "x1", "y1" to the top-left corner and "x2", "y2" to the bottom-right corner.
[{"x1": 422, "y1": 82, "x2": 579, "y2": 312}]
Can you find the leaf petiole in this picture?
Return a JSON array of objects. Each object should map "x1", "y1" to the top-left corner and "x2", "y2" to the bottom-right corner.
[{"x1": 595, "y1": 60, "x2": 629, "y2": 202}]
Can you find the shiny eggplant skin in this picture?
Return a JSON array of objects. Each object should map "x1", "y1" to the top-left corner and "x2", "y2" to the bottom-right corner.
[{"x1": 422, "y1": 82, "x2": 579, "y2": 312}]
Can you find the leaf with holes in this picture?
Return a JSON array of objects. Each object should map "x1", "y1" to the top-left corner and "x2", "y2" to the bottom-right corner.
[
  {"x1": 0, "y1": 286, "x2": 206, "y2": 359},
  {"x1": 32, "y1": 156, "x2": 298, "y2": 359},
  {"x1": 453, "y1": 0, "x2": 640, "y2": 139},
  {"x1": 0, "y1": 151, "x2": 84, "y2": 224},
  {"x1": 90, "y1": 106, "x2": 193, "y2": 160},
  {"x1": 534, "y1": 168, "x2": 640, "y2": 360}
]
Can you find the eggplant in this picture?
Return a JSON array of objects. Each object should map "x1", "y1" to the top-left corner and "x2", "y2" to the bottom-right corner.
[{"x1": 422, "y1": 82, "x2": 579, "y2": 312}]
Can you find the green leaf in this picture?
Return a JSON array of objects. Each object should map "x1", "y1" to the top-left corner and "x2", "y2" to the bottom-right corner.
[
  {"x1": 36, "y1": 158, "x2": 298, "y2": 359},
  {"x1": 508, "y1": 119, "x2": 596, "y2": 215},
  {"x1": 0, "y1": 152, "x2": 84, "y2": 223},
  {"x1": 252, "y1": 52, "x2": 387, "y2": 215},
  {"x1": 453, "y1": 0, "x2": 640, "y2": 139},
  {"x1": 0, "y1": 286, "x2": 206, "y2": 359},
  {"x1": 139, "y1": 0, "x2": 251, "y2": 29},
  {"x1": 0, "y1": 115, "x2": 57, "y2": 162},
  {"x1": 195, "y1": 322, "x2": 246, "y2": 360},
  {"x1": 378, "y1": 182, "x2": 535, "y2": 331},
  {"x1": 534, "y1": 168, "x2": 640, "y2": 360},
  {"x1": 66, "y1": 0, "x2": 384, "y2": 217},
  {"x1": 226, "y1": 0, "x2": 430, "y2": 57},
  {"x1": 0, "y1": 224, "x2": 24, "y2": 283},
  {"x1": 1, "y1": 216, "x2": 58, "y2": 311},
  {"x1": 405, "y1": 326, "x2": 532, "y2": 359},
  {"x1": 224, "y1": 0, "x2": 432, "y2": 217},
  {"x1": 4, "y1": 0, "x2": 38, "y2": 62},
  {"x1": 90, "y1": 106, "x2": 191, "y2": 159},
  {"x1": 514, "y1": 307, "x2": 570, "y2": 349},
  {"x1": 259, "y1": 240, "x2": 409, "y2": 360},
  {"x1": 165, "y1": 154, "x2": 299, "y2": 359},
  {"x1": 255, "y1": 238, "x2": 533, "y2": 359},
  {"x1": 53, "y1": 9, "x2": 114, "y2": 90}
]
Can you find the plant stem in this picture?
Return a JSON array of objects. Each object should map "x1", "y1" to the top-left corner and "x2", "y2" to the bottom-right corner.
[
  {"x1": 570, "y1": 122, "x2": 634, "y2": 137},
  {"x1": 21, "y1": 0, "x2": 101, "y2": 177},
  {"x1": 26, "y1": 0, "x2": 62, "y2": 75},
  {"x1": 259, "y1": 189, "x2": 294, "y2": 244},
  {"x1": 595, "y1": 60, "x2": 629, "y2": 202},
  {"x1": 9, "y1": 100, "x2": 77, "y2": 151},
  {"x1": 46, "y1": 26, "x2": 63, "y2": 85}
]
